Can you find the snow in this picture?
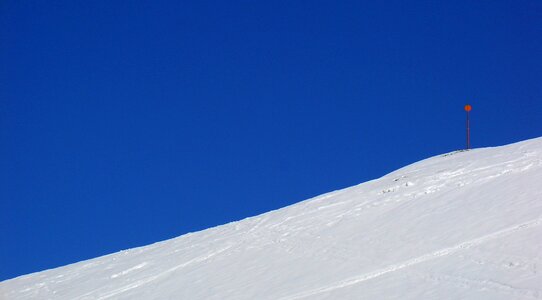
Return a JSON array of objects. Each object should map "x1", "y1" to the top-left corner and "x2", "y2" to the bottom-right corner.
[{"x1": 2, "y1": 137, "x2": 542, "y2": 299}]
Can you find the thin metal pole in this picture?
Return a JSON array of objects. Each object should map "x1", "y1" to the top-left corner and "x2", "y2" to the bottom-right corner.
[{"x1": 466, "y1": 110, "x2": 470, "y2": 150}]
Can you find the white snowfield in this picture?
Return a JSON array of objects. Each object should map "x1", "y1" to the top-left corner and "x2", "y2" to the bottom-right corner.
[{"x1": 2, "y1": 138, "x2": 542, "y2": 300}]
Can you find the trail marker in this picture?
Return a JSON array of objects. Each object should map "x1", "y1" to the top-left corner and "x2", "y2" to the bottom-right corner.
[{"x1": 464, "y1": 104, "x2": 472, "y2": 149}]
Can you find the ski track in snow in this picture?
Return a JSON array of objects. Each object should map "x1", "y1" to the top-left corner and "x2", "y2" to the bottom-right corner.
[
  {"x1": 110, "y1": 262, "x2": 148, "y2": 279},
  {"x1": 73, "y1": 244, "x2": 234, "y2": 300},
  {"x1": 280, "y1": 216, "x2": 542, "y2": 300}
]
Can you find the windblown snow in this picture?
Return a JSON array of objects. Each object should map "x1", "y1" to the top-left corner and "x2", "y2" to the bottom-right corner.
[{"x1": 2, "y1": 138, "x2": 542, "y2": 299}]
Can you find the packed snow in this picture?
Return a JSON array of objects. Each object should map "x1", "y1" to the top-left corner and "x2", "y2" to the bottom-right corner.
[{"x1": 2, "y1": 138, "x2": 542, "y2": 299}]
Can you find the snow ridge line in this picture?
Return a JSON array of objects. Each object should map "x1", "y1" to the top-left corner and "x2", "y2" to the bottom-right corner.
[{"x1": 280, "y1": 216, "x2": 542, "y2": 300}]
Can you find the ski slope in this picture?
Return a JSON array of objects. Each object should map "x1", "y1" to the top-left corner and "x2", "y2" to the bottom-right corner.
[{"x1": 2, "y1": 138, "x2": 542, "y2": 299}]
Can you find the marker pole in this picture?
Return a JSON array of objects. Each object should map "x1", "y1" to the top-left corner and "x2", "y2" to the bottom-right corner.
[
  {"x1": 464, "y1": 104, "x2": 472, "y2": 150},
  {"x1": 466, "y1": 110, "x2": 470, "y2": 150}
]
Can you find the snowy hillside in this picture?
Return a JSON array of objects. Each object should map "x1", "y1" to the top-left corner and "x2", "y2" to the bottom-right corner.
[{"x1": 2, "y1": 138, "x2": 542, "y2": 299}]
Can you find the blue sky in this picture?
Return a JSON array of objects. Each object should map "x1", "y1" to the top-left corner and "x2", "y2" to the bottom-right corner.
[{"x1": 1, "y1": 1, "x2": 541, "y2": 281}]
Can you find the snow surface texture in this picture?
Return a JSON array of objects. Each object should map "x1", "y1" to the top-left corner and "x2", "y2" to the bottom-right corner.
[{"x1": 2, "y1": 138, "x2": 542, "y2": 299}]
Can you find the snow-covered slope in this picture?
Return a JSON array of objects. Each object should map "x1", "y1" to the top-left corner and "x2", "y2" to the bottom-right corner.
[{"x1": 2, "y1": 138, "x2": 542, "y2": 300}]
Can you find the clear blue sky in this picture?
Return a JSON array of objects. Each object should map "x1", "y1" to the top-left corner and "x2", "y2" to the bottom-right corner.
[{"x1": 1, "y1": 1, "x2": 541, "y2": 281}]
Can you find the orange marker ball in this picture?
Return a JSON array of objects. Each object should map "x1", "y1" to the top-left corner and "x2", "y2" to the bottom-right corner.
[{"x1": 464, "y1": 104, "x2": 472, "y2": 112}]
